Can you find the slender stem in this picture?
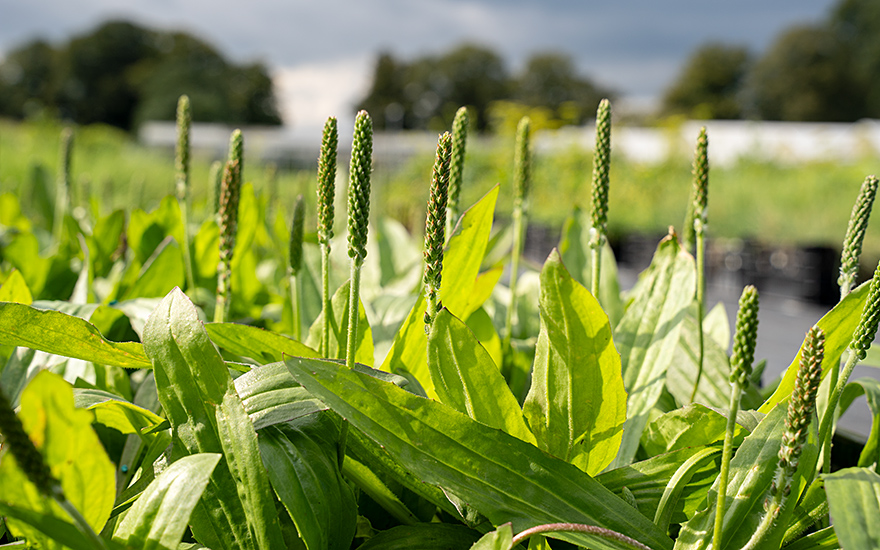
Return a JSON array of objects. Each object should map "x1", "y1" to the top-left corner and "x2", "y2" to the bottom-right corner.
[
  {"x1": 289, "y1": 273, "x2": 301, "y2": 342},
  {"x1": 503, "y1": 205, "x2": 525, "y2": 355},
  {"x1": 713, "y1": 380, "x2": 742, "y2": 550},
  {"x1": 817, "y1": 347, "x2": 860, "y2": 475},
  {"x1": 321, "y1": 243, "x2": 332, "y2": 356},
  {"x1": 511, "y1": 523, "x2": 652, "y2": 550},
  {"x1": 57, "y1": 497, "x2": 107, "y2": 550},
  {"x1": 690, "y1": 226, "x2": 706, "y2": 403},
  {"x1": 346, "y1": 261, "x2": 362, "y2": 369},
  {"x1": 590, "y1": 241, "x2": 602, "y2": 301}
]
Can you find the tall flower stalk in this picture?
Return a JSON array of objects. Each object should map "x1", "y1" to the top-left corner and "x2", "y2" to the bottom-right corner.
[
  {"x1": 743, "y1": 327, "x2": 824, "y2": 550},
  {"x1": 817, "y1": 258, "x2": 880, "y2": 474},
  {"x1": 838, "y1": 175, "x2": 879, "y2": 300},
  {"x1": 446, "y1": 106, "x2": 469, "y2": 238},
  {"x1": 590, "y1": 99, "x2": 611, "y2": 301},
  {"x1": 424, "y1": 132, "x2": 452, "y2": 331},
  {"x1": 689, "y1": 127, "x2": 709, "y2": 403},
  {"x1": 346, "y1": 111, "x2": 373, "y2": 368},
  {"x1": 714, "y1": 285, "x2": 759, "y2": 550},
  {"x1": 209, "y1": 160, "x2": 223, "y2": 215},
  {"x1": 175, "y1": 95, "x2": 196, "y2": 291},
  {"x1": 288, "y1": 195, "x2": 305, "y2": 341},
  {"x1": 502, "y1": 117, "x2": 531, "y2": 360},
  {"x1": 213, "y1": 130, "x2": 243, "y2": 323},
  {"x1": 53, "y1": 127, "x2": 74, "y2": 245},
  {"x1": 316, "y1": 117, "x2": 338, "y2": 356}
]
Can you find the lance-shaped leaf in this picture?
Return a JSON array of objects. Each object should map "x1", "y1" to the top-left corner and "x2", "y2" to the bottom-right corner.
[
  {"x1": 207, "y1": 322, "x2": 320, "y2": 364},
  {"x1": 613, "y1": 233, "x2": 695, "y2": 467},
  {"x1": 258, "y1": 413, "x2": 357, "y2": 550},
  {"x1": 355, "y1": 523, "x2": 481, "y2": 550},
  {"x1": 427, "y1": 308, "x2": 535, "y2": 445},
  {"x1": 523, "y1": 249, "x2": 626, "y2": 475},
  {"x1": 0, "y1": 302, "x2": 150, "y2": 369},
  {"x1": 113, "y1": 453, "x2": 221, "y2": 549},
  {"x1": 284, "y1": 356, "x2": 673, "y2": 550},
  {"x1": 839, "y1": 377, "x2": 880, "y2": 469},
  {"x1": 143, "y1": 288, "x2": 284, "y2": 550},
  {"x1": 824, "y1": 467, "x2": 880, "y2": 550},
  {"x1": 382, "y1": 186, "x2": 499, "y2": 398},
  {"x1": 0, "y1": 269, "x2": 33, "y2": 304},
  {"x1": 760, "y1": 280, "x2": 870, "y2": 413},
  {"x1": 673, "y1": 404, "x2": 818, "y2": 550}
]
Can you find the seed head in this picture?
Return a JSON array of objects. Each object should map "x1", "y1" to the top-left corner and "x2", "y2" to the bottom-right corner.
[
  {"x1": 850, "y1": 259, "x2": 880, "y2": 360},
  {"x1": 839, "y1": 175, "x2": 879, "y2": 293},
  {"x1": 317, "y1": 117, "x2": 338, "y2": 247},
  {"x1": 692, "y1": 127, "x2": 709, "y2": 232},
  {"x1": 513, "y1": 116, "x2": 531, "y2": 209},
  {"x1": 447, "y1": 107, "x2": 470, "y2": 220},
  {"x1": 289, "y1": 195, "x2": 305, "y2": 275},
  {"x1": 0, "y1": 388, "x2": 61, "y2": 499},
  {"x1": 591, "y1": 99, "x2": 611, "y2": 241},
  {"x1": 424, "y1": 132, "x2": 452, "y2": 327},
  {"x1": 218, "y1": 130, "x2": 244, "y2": 262},
  {"x1": 347, "y1": 111, "x2": 373, "y2": 265},
  {"x1": 730, "y1": 285, "x2": 759, "y2": 387},
  {"x1": 175, "y1": 95, "x2": 191, "y2": 201}
]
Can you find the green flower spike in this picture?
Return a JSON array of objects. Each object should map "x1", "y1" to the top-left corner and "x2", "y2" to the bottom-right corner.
[
  {"x1": 714, "y1": 285, "x2": 759, "y2": 550},
  {"x1": 209, "y1": 160, "x2": 223, "y2": 215},
  {"x1": 839, "y1": 175, "x2": 879, "y2": 299},
  {"x1": 288, "y1": 195, "x2": 305, "y2": 341},
  {"x1": 446, "y1": 106, "x2": 470, "y2": 236},
  {"x1": 424, "y1": 132, "x2": 452, "y2": 330},
  {"x1": 589, "y1": 99, "x2": 612, "y2": 301},
  {"x1": 53, "y1": 127, "x2": 74, "y2": 244},
  {"x1": 849, "y1": 258, "x2": 880, "y2": 362},
  {"x1": 513, "y1": 116, "x2": 532, "y2": 211},
  {"x1": 175, "y1": 95, "x2": 196, "y2": 290},
  {"x1": 688, "y1": 127, "x2": 710, "y2": 404},
  {"x1": 317, "y1": 116, "x2": 339, "y2": 356},
  {"x1": 743, "y1": 326, "x2": 824, "y2": 550},
  {"x1": 214, "y1": 129, "x2": 244, "y2": 323},
  {"x1": 346, "y1": 111, "x2": 373, "y2": 368},
  {"x1": 503, "y1": 116, "x2": 531, "y2": 363}
]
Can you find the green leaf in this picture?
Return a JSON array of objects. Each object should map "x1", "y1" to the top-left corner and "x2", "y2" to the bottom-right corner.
[
  {"x1": 306, "y1": 279, "x2": 374, "y2": 365},
  {"x1": 0, "y1": 371, "x2": 115, "y2": 547},
  {"x1": 523, "y1": 249, "x2": 626, "y2": 475},
  {"x1": 465, "y1": 306, "x2": 502, "y2": 368},
  {"x1": 143, "y1": 288, "x2": 283, "y2": 550},
  {"x1": 760, "y1": 280, "x2": 870, "y2": 413},
  {"x1": 642, "y1": 403, "x2": 748, "y2": 457},
  {"x1": 87, "y1": 209, "x2": 125, "y2": 279},
  {"x1": 128, "y1": 196, "x2": 184, "y2": 265},
  {"x1": 235, "y1": 362, "x2": 326, "y2": 430},
  {"x1": 73, "y1": 388, "x2": 165, "y2": 435},
  {"x1": 0, "y1": 270, "x2": 33, "y2": 304},
  {"x1": 207, "y1": 322, "x2": 320, "y2": 364},
  {"x1": 613, "y1": 233, "x2": 696, "y2": 467},
  {"x1": 355, "y1": 523, "x2": 481, "y2": 550},
  {"x1": 382, "y1": 186, "x2": 499, "y2": 398},
  {"x1": 839, "y1": 378, "x2": 880, "y2": 468},
  {"x1": 470, "y1": 523, "x2": 513, "y2": 550},
  {"x1": 558, "y1": 207, "x2": 624, "y2": 327},
  {"x1": 0, "y1": 301, "x2": 151, "y2": 369},
  {"x1": 702, "y1": 302, "x2": 730, "y2": 350},
  {"x1": 112, "y1": 453, "x2": 221, "y2": 550},
  {"x1": 284, "y1": 356, "x2": 673, "y2": 550},
  {"x1": 121, "y1": 236, "x2": 185, "y2": 300},
  {"x1": 427, "y1": 308, "x2": 535, "y2": 445},
  {"x1": 824, "y1": 467, "x2": 880, "y2": 550},
  {"x1": 783, "y1": 526, "x2": 839, "y2": 550},
  {"x1": 0, "y1": 502, "x2": 126, "y2": 550},
  {"x1": 258, "y1": 413, "x2": 357, "y2": 550},
  {"x1": 673, "y1": 404, "x2": 818, "y2": 550}
]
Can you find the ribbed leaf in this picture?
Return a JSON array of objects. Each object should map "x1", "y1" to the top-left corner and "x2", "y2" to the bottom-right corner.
[
  {"x1": 382, "y1": 186, "x2": 499, "y2": 398},
  {"x1": 355, "y1": 523, "x2": 481, "y2": 550},
  {"x1": 258, "y1": 413, "x2": 357, "y2": 550},
  {"x1": 824, "y1": 467, "x2": 880, "y2": 550},
  {"x1": 113, "y1": 453, "x2": 221, "y2": 550},
  {"x1": 523, "y1": 249, "x2": 626, "y2": 474},
  {"x1": 0, "y1": 302, "x2": 150, "y2": 369},
  {"x1": 427, "y1": 308, "x2": 535, "y2": 444},
  {"x1": 207, "y1": 322, "x2": 319, "y2": 363},
  {"x1": 143, "y1": 288, "x2": 284, "y2": 550},
  {"x1": 284, "y1": 356, "x2": 673, "y2": 550},
  {"x1": 613, "y1": 233, "x2": 695, "y2": 466}
]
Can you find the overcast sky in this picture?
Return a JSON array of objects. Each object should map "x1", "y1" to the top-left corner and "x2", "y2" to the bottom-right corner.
[{"x1": 1, "y1": 0, "x2": 839, "y2": 129}]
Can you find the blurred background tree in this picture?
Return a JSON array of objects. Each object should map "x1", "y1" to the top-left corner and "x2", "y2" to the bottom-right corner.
[
  {"x1": 0, "y1": 20, "x2": 281, "y2": 130},
  {"x1": 661, "y1": 44, "x2": 752, "y2": 120}
]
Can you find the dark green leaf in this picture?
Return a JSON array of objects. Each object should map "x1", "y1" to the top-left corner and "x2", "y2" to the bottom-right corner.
[{"x1": 354, "y1": 523, "x2": 481, "y2": 550}]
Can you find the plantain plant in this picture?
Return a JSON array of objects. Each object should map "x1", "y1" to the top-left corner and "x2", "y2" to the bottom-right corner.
[{"x1": 3, "y1": 98, "x2": 880, "y2": 550}]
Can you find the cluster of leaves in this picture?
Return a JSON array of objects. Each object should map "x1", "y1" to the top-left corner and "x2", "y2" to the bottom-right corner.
[
  {"x1": 0, "y1": 20, "x2": 281, "y2": 129},
  {"x1": 1, "y1": 98, "x2": 880, "y2": 550}
]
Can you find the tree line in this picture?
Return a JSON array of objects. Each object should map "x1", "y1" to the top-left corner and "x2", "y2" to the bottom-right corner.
[
  {"x1": 0, "y1": 20, "x2": 282, "y2": 130},
  {"x1": 662, "y1": 0, "x2": 880, "y2": 122}
]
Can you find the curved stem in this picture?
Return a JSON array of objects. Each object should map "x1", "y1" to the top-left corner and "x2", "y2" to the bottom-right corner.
[
  {"x1": 511, "y1": 523, "x2": 652, "y2": 550},
  {"x1": 713, "y1": 380, "x2": 742, "y2": 549}
]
